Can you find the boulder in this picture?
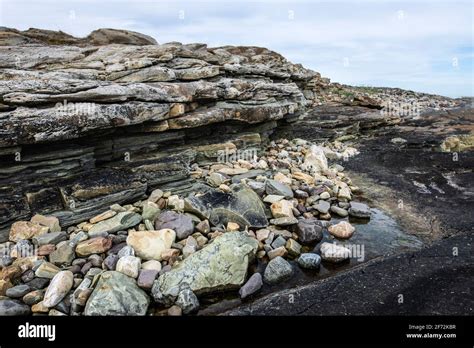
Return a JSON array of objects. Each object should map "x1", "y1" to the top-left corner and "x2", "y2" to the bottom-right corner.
[
  {"x1": 84, "y1": 271, "x2": 149, "y2": 316},
  {"x1": 184, "y1": 184, "x2": 268, "y2": 229},
  {"x1": 152, "y1": 232, "x2": 258, "y2": 304}
]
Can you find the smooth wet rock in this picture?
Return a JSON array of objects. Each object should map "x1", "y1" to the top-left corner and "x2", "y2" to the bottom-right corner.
[
  {"x1": 265, "y1": 179, "x2": 293, "y2": 199},
  {"x1": 42, "y1": 270, "x2": 73, "y2": 308},
  {"x1": 0, "y1": 299, "x2": 31, "y2": 315},
  {"x1": 348, "y1": 202, "x2": 371, "y2": 219},
  {"x1": 263, "y1": 256, "x2": 293, "y2": 284},
  {"x1": 239, "y1": 273, "x2": 263, "y2": 299},
  {"x1": 127, "y1": 229, "x2": 175, "y2": 261},
  {"x1": 155, "y1": 211, "x2": 193, "y2": 240},
  {"x1": 88, "y1": 212, "x2": 142, "y2": 235},
  {"x1": 184, "y1": 184, "x2": 268, "y2": 229},
  {"x1": 297, "y1": 253, "x2": 321, "y2": 269},
  {"x1": 116, "y1": 255, "x2": 141, "y2": 278},
  {"x1": 331, "y1": 206, "x2": 348, "y2": 217},
  {"x1": 328, "y1": 221, "x2": 355, "y2": 239},
  {"x1": 84, "y1": 271, "x2": 149, "y2": 316},
  {"x1": 6, "y1": 284, "x2": 31, "y2": 298},
  {"x1": 314, "y1": 200, "x2": 330, "y2": 214},
  {"x1": 295, "y1": 219, "x2": 324, "y2": 245},
  {"x1": 320, "y1": 242, "x2": 351, "y2": 262},
  {"x1": 152, "y1": 232, "x2": 258, "y2": 305},
  {"x1": 76, "y1": 237, "x2": 112, "y2": 257},
  {"x1": 9, "y1": 221, "x2": 49, "y2": 242},
  {"x1": 176, "y1": 288, "x2": 200, "y2": 314}
]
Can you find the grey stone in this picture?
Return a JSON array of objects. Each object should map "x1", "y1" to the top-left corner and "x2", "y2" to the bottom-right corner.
[
  {"x1": 175, "y1": 288, "x2": 200, "y2": 314},
  {"x1": 239, "y1": 273, "x2": 263, "y2": 299},
  {"x1": 84, "y1": 271, "x2": 149, "y2": 316},
  {"x1": 271, "y1": 236, "x2": 287, "y2": 249},
  {"x1": 137, "y1": 269, "x2": 159, "y2": 289},
  {"x1": 263, "y1": 256, "x2": 293, "y2": 284},
  {"x1": 103, "y1": 254, "x2": 119, "y2": 270},
  {"x1": 348, "y1": 202, "x2": 371, "y2": 219},
  {"x1": 314, "y1": 200, "x2": 330, "y2": 214},
  {"x1": 155, "y1": 211, "x2": 194, "y2": 240},
  {"x1": 331, "y1": 206, "x2": 349, "y2": 217},
  {"x1": 297, "y1": 253, "x2": 321, "y2": 269},
  {"x1": 0, "y1": 299, "x2": 31, "y2": 315},
  {"x1": 88, "y1": 212, "x2": 142, "y2": 235},
  {"x1": 49, "y1": 242, "x2": 75, "y2": 266},
  {"x1": 6, "y1": 284, "x2": 31, "y2": 298},
  {"x1": 269, "y1": 217, "x2": 298, "y2": 226},
  {"x1": 265, "y1": 180, "x2": 294, "y2": 199},
  {"x1": 32, "y1": 232, "x2": 67, "y2": 246},
  {"x1": 295, "y1": 219, "x2": 324, "y2": 245}
]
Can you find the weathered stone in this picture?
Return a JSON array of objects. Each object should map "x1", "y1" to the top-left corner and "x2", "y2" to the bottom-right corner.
[
  {"x1": 314, "y1": 200, "x2": 330, "y2": 214},
  {"x1": 265, "y1": 180, "x2": 294, "y2": 199},
  {"x1": 76, "y1": 237, "x2": 112, "y2": 257},
  {"x1": 84, "y1": 271, "x2": 149, "y2": 316},
  {"x1": 155, "y1": 211, "x2": 193, "y2": 240},
  {"x1": 88, "y1": 212, "x2": 142, "y2": 235},
  {"x1": 49, "y1": 242, "x2": 75, "y2": 266},
  {"x1": 6, "y1": 284, "x2": 31, "y2": 298},
  {"x1": 263, "y1": 256, "x2": 293, "y2": 284},
  {"x1": 267, "y1": 246, "x2": 288, "y2": 260},
  {"x1": 239, "y1": 273, "x2": 263, "y2": 299},
  {"x1": 141, "y1": 260, "x2": 162, "y2": 272},
  {"x1": 90, "y1": 210, "x2": 117, "y2": 224},
  {"x1": 32, "y1": 231, "x2": 67, "y2": 246},
  {"x1": 137, "y1": 269, "x2": 159, "y2": 289},
  {"x1": 285, "y1": 238, "x2": 302, "y2": 257},
  {"x1": 42, "y1": 271, "x2": 74, "y2": 308},
  {"x1": 176, "y1": 288, "x2": 200, "y2": 314},
  {"x1": 328, "y1": 221, "x2": 355, "y2": 239},
  {"x1": 184, "y1": 184, "x2": 268, "y2": 229},
  {"x1": 269, "y1": 217, "x2": 298, "y2": 226},
  {"x1": 142, "y1": 201, "x2": 160, "y2": 221},
  {"x1": 127, "y1": 229, "x2": 175, "y2": 261},
  {"x1": 271, "y1": 236, "x2": 287, "y2": 249},
  {"x1": 348, "y1": 202, "x2": 371, "y2": 219},
  {"x1": 22, "y1": 289, "x2": 45, "y2": 305},
  {"x1": 116, "y1": 255, "x2": 141, "y2": 278},
  {"x1": 103, "y1": 254, "x2": 119, "y2": 270},
  {"x1": 297, "y1": 253, "x2": 321, "y2": 269},
  {"x1": 31, "y1": 214, "x2": 61, "y2": 233},
  {"x1": 330, "y1": 206, "x2": 348, "y2": 217},
  {"x1": 270, "y1": 200, "x2": 294, "y2": 219},
  {"x1": 263, "y1": 195, "x2": 285, "y2": 204},
  {"x1": 9, "y1": 221, "x2": 49, "y2": 242},
  {"x1": 35, "y1": 262, "x2": 60, "y2": 279},
  {"x1": 295, "y1": 219, "x2": 324, "y2": 245},
  {"x1": 152, "y1": 232, "x2": 258, "y2": 304},
  {"x1": 320, "y1": 242, "x2": 351, "y2": 262},
  {"x1": 0, "y1": 299, "x2": 31, "y2": 315},
  {"x1": 167, "y1": 305, "x2": 182, "y2": 316},
  {"x1": 302, "y1": 145, "x2": 328, "y2": 172}
]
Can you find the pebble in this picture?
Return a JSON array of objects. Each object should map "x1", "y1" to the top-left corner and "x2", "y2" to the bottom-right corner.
[
  {"x1": 348, "y1": 202, "x2": 371, "y2": 219},
  {"x1": 265, "y1": 179, "x2": 294, "y2": 199},
  {"x1": 267, "y1": 246, "x2": 288, "y2": 260},
  {"x1": 30, "y1": 214, "x2": 61, "y2": 233},
  {"x1": 75, "y1": 237, "x2": 112, "y2": 257},
  {"x1": 103, "y1": 254, "x2": 119, "y2": 270},
  {"x1": 0, "y1": 299, "x2": 31, "y2": 315},
  {"x1": 297, "y1": 253, "x2": 321, "y2": 269},
  {"x1": 295, "y1": 219, "x2": 323, "y2": 245},
  {"x1": 330, "y1": 205, "x2": 348, "y2": 217},
  {"x1": 263, "y1": 256, "x2": 293, "y2": 284},
  {"x1": 239, "y1": 273, "x2": 263, "y2": 299},
  {"x1": 167, "y1": 305, "x2": 182, "y2": 316},
  {"x1": 6, "y1": 284, "x2": 31, "y2": 298},
  {"x1": 328, "y1": 221, "x2": 355, "y2": 239},
  {"x1": 176, "y1": 288, "x2": 200, "y2": 314},
  {"x1": 320, "y1": 242, "x2": 351, "y2": 262},
  {"x1": 269, "y1": 217, "x2": 298, "y2": 226},
  {"x1": 137, "y1": 269, "x2": 159, "y2": 289},
  {"x1": 116, "y1": 255, "x2": 141, "y2": 278},
  {"x1": 141, "y1": 260, "x2": 162, "y2": 272},
  {"x1": 42, "y1": 271, "x2": 74, "y2": 308},
  {"x1": 314, "y1": 200, "x2": 330, "y2": 214},
  {"x1": 285, "y1": 239, "x2": 302, "y2": 257},
  {"x1": 271, "y1": 236, "x2": 287, "y2": 249},
  {"x1": 263, "y1": 195, "x2": 285, "y2": 203},
  {"x1": 22, "y1": 289, "x2": 45, "y2": 305},
  {"x1": 32, "y1": 232, "x2": 67, "y2": 246},
  {"x1": 35, "y1": 262, "x2": 60, "y2": 279}
]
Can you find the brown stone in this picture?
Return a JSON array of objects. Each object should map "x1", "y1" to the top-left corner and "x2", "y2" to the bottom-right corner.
[
  {"x1": 9, "y1": 221, "x2": 49, "y2": 242},
  {"x1": 75, "y1": 237, "x2": 112, "y2": 257}
]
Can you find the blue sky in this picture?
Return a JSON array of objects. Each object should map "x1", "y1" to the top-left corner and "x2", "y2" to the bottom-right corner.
[{"x1": 1, "y1": 0, "x2": 472, "y2": 97}]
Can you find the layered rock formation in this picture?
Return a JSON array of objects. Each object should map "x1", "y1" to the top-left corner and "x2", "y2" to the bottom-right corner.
[{"x1": 0, "y1": 27, "x2": 329, "y2": 241}]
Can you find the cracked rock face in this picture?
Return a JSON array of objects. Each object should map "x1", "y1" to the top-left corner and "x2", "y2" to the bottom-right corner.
[{"x1": 151, "y1": 232, "x2": 258, "y2": 305}]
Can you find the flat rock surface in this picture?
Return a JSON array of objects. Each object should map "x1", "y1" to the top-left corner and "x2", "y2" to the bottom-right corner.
[{"x1": 224, "y1": 232, "x2": 473, "y2": 315}]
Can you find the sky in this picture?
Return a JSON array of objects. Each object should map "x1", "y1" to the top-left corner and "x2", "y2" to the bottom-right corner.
[{"x1": 0, "y1": 0, "x2": 472, "y2": 97}]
